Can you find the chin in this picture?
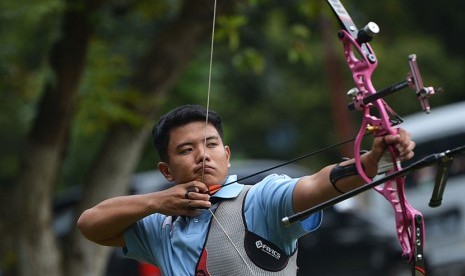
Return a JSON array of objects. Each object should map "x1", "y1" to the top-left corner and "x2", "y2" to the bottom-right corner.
[{"x1": 202, "y1": 175, "x2": 223, "y2": 186}]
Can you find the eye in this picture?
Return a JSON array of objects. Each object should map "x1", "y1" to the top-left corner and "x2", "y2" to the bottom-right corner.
[
  {"x1": 207, "y1": 141, "x2": 218, "y2": 148},
  {"x1": 179, "y1": 147, "x2": 193, "y2": 155}
]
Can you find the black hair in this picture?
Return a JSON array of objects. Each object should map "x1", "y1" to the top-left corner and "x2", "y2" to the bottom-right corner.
[{"x1": 152, "y1": 104, "x2": 224, "y2": 161}]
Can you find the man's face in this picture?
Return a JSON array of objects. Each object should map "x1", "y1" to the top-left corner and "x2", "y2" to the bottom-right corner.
[{"x1": 158, "y1": 121, "x2": 231, "y2": 186}]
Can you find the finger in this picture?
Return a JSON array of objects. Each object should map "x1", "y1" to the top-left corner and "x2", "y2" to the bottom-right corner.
[
  {"x1": 187, "y1": 199, "x2": 211, "y2": 210},
  {"x1": 184, "y1": 186, "x2": 199, "y2": 199},
  {"x1": 398, "y1": 142, "x2": 416, "y2": 160},
  {"x1": 187, "y1": 191, "x2": 210, "y2": 201},
  {"x1": 189, "y1": 181, "x2": 209, "y2": 193},
  {"x1": 383, "y1": 133, "x2": 401, "y2": 145},
  {"x1": 396, "y1": 128, "x2": 412, "y2": 145},
  {"x1": 185, "y1": 190, "x2": 211, "y2": 201},
  {"x1": 398, "y1": 151, "x2": 414, "y2": 161},
  {"x1": 407, "y1": 140, "x2": 416, "y2": 152},
  {"x1": 398, "y1": 128, "x2": 411, "y2": 139},
  {"x1": 398, "y1": 138, "x2": 414, "y2": 152}
]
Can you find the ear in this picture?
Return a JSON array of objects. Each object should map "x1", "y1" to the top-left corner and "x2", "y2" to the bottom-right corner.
[
  {"x1": 225, "y1": 145, "x2": 231, "y2": 168},
  {"x1": 158, "y1": 162, "x2": 174, "y2": 182}
]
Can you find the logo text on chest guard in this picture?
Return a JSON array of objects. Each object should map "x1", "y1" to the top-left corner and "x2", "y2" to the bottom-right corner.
[{"x1": 255, "y1": 240, "x2": 281, "y2": 260}]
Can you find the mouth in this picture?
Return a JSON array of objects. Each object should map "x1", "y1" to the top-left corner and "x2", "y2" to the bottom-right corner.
[{"x1": 195, "y1": 164, "x2": 215, "y2": 175}]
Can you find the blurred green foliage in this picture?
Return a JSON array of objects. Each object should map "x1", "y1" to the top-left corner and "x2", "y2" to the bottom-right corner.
[{"x1": 1, "y1": 0, "x2": 463, "y2": 189}]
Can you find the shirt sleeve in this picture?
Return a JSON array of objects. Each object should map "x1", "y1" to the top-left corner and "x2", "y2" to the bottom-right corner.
[
  {"x1": 123, "y1": 214, "x2": 163, "y2": 265},
  {"x1": 244, "y1": 174, "x2": 322, "y2": 254}
]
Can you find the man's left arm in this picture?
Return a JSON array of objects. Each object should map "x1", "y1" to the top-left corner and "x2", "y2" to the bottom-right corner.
[{"x1": 292, "y1": 128, "x2": 415, "y2": 214}]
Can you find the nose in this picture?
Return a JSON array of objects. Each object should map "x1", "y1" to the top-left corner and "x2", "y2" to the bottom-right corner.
[{"x1": 196, "y1": 146, "x2": 211, "y2": 164}]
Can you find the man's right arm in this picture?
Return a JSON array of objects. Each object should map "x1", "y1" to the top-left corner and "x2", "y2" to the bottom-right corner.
[
  {"x1": 77, "y1": 181, "x2": 211, "y2": 247},
  {"x1": 77, "y1": 194, "x2": 157, "y2": 247}
]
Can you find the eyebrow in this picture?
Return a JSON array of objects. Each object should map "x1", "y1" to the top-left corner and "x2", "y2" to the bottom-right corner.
[{"x1": 204, "y1": 136, "x2": 220, "y2": 142}]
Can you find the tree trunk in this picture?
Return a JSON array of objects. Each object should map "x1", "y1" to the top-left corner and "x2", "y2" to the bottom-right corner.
[
  {"x1": 66, "y1": 125, "x2": 151, "y2": 276},
  {"x1": 66, "y1": 1, "x2": 236, "y2": 275},
  {"x1": 11, "y1": 1, "x2": 101, "y2": 275}
]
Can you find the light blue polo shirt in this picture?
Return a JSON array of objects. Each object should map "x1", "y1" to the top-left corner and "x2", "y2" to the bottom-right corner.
[{"x1": 123, "y1": 174, "x2": 322, "y2": 276}]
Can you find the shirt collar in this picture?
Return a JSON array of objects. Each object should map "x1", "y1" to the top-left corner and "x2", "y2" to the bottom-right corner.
[{"x1": 210, "y1": 175, "x2": 244, "y2": 200}]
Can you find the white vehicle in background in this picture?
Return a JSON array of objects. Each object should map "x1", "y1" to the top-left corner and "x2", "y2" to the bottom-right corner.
[{"x1": 364, "y1": 101, "x2": 465, "y2": 276}]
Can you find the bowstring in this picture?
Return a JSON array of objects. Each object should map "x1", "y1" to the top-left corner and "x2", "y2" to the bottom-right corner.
[
  {"x1": 202, "y1": 1, "x2": 257, "y2": 274},
  {"x1": 201, "y1": 0, "x2": 216, "y2": 182}
]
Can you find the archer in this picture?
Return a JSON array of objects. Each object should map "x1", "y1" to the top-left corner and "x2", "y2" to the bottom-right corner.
[{"x1": 77, "y1": 104, "x2": 415, "y2": 275}]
